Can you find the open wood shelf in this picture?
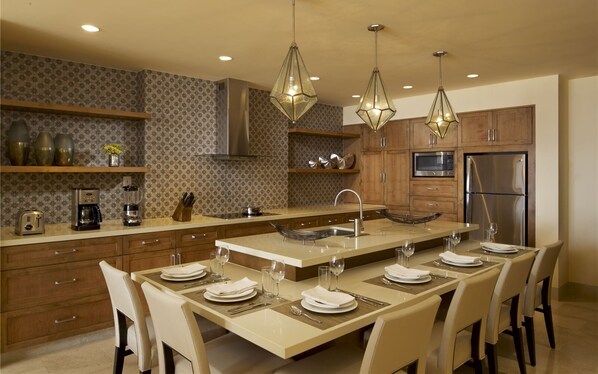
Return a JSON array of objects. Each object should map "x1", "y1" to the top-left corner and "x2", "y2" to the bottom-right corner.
[
  {"x1": 288, "y1": 168, "x2": 359, "y2": 174},
  {"x1": 0, "y1": 166, "x2": 151, "y2": 173},
  {"x1": 1, "y1": 98, "x2": 151, "y2": 120},
  {"x1": 288, "y1": 127, "x2": 360, "y2": 139}
]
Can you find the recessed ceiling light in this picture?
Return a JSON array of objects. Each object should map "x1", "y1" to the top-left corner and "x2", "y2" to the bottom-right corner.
[
  {"x1": 403, "y1": 85, "x2": 413, "y2": 89},
  {"x1": 309, "y1": 76, "x2": 320, "y2": 81},
  {"x1": 81, "y1": 24, "x2": 100, "y2": 33},
  {"x1": 219, "y1": 56, "x2": 233, "y2": 61},
  {"x1": 467, "y1": 74, "x2": 479, "y2": 78},
  {"x1": 352, "y1": 95, "x2": 361, "y2": 98}
]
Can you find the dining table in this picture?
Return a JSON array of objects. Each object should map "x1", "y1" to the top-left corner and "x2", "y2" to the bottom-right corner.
[{"x1": 132, "y1": 239, "x2": 536, "y2": 359}]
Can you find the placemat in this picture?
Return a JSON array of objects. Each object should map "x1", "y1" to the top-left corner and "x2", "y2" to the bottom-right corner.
[
  {"x1": 271, "y1": 292, "x2": 389, "y2": 330},
  {"x1": 468, "y1": 247, "x2": 534, "y2": 258},
  {"x1": 182, "y1": 289, "x2": 290, "y2": 317},
  {"x1": 144, "y1": 271, "x2": 228, "y2": 292},
  {"x1": 420, "y1": 259, "x2": 499, "y2": 274},
  {"x1": 364, "y1": 274, "x2": 456, "y2": 295}
]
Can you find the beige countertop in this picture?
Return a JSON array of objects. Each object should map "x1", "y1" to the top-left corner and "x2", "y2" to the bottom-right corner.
[{"x1": 0, "y1": 204, "x2": 385, "y2": 247}]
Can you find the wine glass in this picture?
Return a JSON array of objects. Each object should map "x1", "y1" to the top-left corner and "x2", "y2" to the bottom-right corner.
[
  {"x1": 401, "y1": 240, "x2": 415, "y2": 267},
  {"x1": 329, "y1": 253, "x2": 345, "y2": 291},
  {"x1": 450, "y1": 231, "x2": 461, "y2": 250},
  {"x1": 215, "y1": 246, "x2": 230, "y2": 277},
  {"x1": 270, "y1": 258, "x2": 286, "y2": 298},
  {"x1": 488, "y1": 222, "x2": 498, "y2": 242}
]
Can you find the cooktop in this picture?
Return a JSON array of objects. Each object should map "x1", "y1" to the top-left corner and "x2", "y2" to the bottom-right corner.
[{"x1": 205, "y1": 212, "x2": 279, "y2": 220}]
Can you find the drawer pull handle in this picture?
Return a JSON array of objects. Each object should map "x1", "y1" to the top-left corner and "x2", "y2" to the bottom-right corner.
[
  {"x1": 426, "y1": 187, "x2": 439, "y2": 191},
  {"x1": 141, "y1": 239, "x2": 160, "y2": 245},
  {"x1": 191, "y1": 234, "x2": 207, "y2": 239},
  {"x1": 54, "y1": 316, "x2": 77, "y2": 324},
  {"x1": 54, "y1": 249, "x2": 77, "y2": 255},
  {"x1": 54, "y1": 278, "x2": 77, "y2": 286},
  {"x1": 427, "y1": 203, "x2": 438, "y2": 207}
]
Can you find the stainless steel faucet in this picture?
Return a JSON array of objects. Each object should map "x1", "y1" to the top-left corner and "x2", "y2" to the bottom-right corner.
[{"x1": 334, "y1": 189, "x2": 364, "y2": 236}]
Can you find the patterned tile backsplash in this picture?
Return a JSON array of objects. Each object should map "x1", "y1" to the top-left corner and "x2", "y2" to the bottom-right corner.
[{"x1": 0, "y1": 51, "x2": 346, "y2": 227}]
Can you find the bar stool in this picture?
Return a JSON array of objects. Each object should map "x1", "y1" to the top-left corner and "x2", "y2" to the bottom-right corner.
[
  {"x1": 523, "y1": 240, "x2": 563, "y2": 366},
  {"x1": 426, "y1": 268, "x2": 500, "y2": 374},
  {"x1": 485, "y1": 252, "x2": 535, "y2": 374},
  {"x1": 141, "y1": 282, "x2": 290, "y2": 373}
]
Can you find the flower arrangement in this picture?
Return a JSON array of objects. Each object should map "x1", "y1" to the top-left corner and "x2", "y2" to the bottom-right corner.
[{"x1": 102, "y1": 144, "x2": 124, "y2": 156}]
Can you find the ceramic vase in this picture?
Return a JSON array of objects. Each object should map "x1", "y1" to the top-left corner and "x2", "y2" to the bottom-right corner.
[
  {"x1": 34, "y1": 131, "x2": 55, "y2": 166},
  {"x1": 54, "y1": 133, "x2": 74, "y2": 166},
  {"x1": 6, "y1": 120, "x2": 31, "y2": 166}
]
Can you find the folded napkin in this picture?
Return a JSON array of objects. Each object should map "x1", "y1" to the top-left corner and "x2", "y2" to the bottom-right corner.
[
  {"x1": 301, "y1": 286, "x2": 355, "y2": 308},
  {"x1": 161, "y1": 263, "x2": 206, "y2": 277},
  {"x1": 480, "y1": 242, "x2": 517, "y2": 252},
  {"x1": 384, "y1": 264, "x2": 430, "y2": 279},
  {"x1": 439, "y1": 251, "x2": 480, "y2": 264},
  {"x1": 206, "y1": 277, "x2": 257, "y2": 296}
]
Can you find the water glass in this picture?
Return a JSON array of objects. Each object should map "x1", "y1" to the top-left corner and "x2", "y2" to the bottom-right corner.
[
  {"x1": 209, "y1": 252, "x2": 222, "y2": 277},
  {"x1": 261, "y1": 266, "x2": 274, "y2": 298},
  {"x1": 443, "y1": 237, "x2": 454, "y2": 253},
  {"x1": 318, "y1": 266, "x2": 332, "y2": 290},
  {"x1": 329, "y1": 253, "x2": 345, "y2": 291},
  {"x1": 487, "y1": 222, "x2": 498, "y2": 242},
  {"x1": 450, "y1": 230, "x2": 461, "y2": 249},
  {"x1": 395, "y1": 247, "x2": 405, "y2": 266}
]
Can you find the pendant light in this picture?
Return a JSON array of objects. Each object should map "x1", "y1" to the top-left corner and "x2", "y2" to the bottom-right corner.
[
  {"x1": 425, "y1": 51, "x2": 459, "y2": 139},
  {"x1": 270, "y1": 0, "x2": 317, "y2": 123},
  {"x1": 355, "y1": 24, "x2": 396, "y2": 132}
]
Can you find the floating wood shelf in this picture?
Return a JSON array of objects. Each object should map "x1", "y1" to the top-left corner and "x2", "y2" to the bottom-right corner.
[
  {"x1": 288, "y1": 128, "x2": 360, "y2": 139},
  {"x1": 0, "y1": 166, "x2": 151, "y2": 173},
  {"x1": 288, "y1": 168, "x2": 359, "y2": 174},
  {"x1": 0, "y1": 98, "x2": 151, "y2": 120}
]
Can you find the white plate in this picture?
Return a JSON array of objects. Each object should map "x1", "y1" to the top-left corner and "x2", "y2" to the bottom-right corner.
[
  {"x1": 441, "y1": 258, "x2": 483, "y2": 267},
  {"x1": 205, "y1": 287, "x2": 256, "y2": 299},
  {"x1": 303, "y1": 296, "x2": 355, "y2": 309},
  {"x1": 160, "y1": 271, "x2": 206, "y2": 282},
  {"x1": 161, "y1": 270, "x2": 205, "y2": 279},
  {"x1": 482, "y1": 246, "x2": 518, "y2": 254},
  {"x1": 204, "y1": 289, "x2": 257, "y2": 303},
  {"x1": 301, "y1": 298, "x2": 358, "y2": 314},
  {"x1": 384, "y1": 272, "x2": 432, "y2": 284}
]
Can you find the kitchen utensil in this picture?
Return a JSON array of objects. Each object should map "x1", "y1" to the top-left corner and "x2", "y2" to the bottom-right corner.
[
  {"x1": 15, "y1": 209, "x2": 45, "y2": 235},
  {"x1": 290, "y1": 305, "x2": 322, "y2": 323},
  {"x1": 242, "y1": 206, "x2": 261, "y2": 216},
  {"x1": 229, "y1": 302, "x2": 270, "y2": 315},
  {"x1": 343, "y1": 291, "x2": 387, "y2": 305}
]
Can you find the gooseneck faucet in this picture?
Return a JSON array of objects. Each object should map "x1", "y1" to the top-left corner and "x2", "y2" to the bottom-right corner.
[{"x1": 334, "y1": 189, "x2": 364, "y2": 236}]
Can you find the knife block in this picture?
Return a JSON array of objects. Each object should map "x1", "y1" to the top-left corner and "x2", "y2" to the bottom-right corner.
[{"x1": 172, "y1": 202, "x2": 192, "y2": 222}]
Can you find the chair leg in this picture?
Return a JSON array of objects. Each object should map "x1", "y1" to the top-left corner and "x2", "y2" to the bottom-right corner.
[
  {"x1": 113, "y1": 346, "x2": 126, "y2": 374},
  {"x1": 486, "y1": 342, "x2": 498, "y2": 374},
  {"x1": 513, "y1": 327, "x2": 527, "y2": 374},
  {"x1": 543, "y1": 304, "x2": 556, "y2": 349},
  {"x1": 140, "y1": 370, "x2": 151, "y2": 374},
  {"x1": 524, "y1": 316, "x2": 536, "y2": 366},
  {"x1": 406, "y1": 361, "x2": 418, "y2": 374}
]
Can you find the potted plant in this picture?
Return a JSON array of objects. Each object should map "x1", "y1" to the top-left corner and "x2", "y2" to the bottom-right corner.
[{"x1": 102, "y1": 143, "x2": 124, "y2": 167}]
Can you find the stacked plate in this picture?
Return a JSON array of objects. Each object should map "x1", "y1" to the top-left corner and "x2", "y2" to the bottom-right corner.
[
  {"x1": 384, "y1": 264, "x2": 432, "y2": 284},
  {"x1": 203, "y1": 277, "x2": 258, "y2": 303},
  {"x1": 300, "y1": 286, "x2": 357, "y2": 314},
  {"x1": 160, "y1": 263, "x2": 207, "y2": 282},
  {"x1": 439, "y1": 252, "x2": 483, "y2": 267},
  {"x1": 481, "y1": 242, "x2": 519, "y2": 254}
]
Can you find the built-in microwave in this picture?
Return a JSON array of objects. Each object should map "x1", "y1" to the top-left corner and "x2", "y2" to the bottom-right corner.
[{"x1": 413, "y1": 151, "x2": 455, "y2": 177}]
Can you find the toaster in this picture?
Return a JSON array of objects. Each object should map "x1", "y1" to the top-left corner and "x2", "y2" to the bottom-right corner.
[{"x1": 15, "y1": 210, "x2": 45, "y2": 235}]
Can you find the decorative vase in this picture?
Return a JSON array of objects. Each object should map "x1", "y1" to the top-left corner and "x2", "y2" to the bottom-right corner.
[
  {"x1": 34, "y1": 131, "x2": 55, "y2": 166},
  {"x1": 6, "y1": 120, "x2": 30, "y2": 166},
  {"x1": 54, "y1": 133, "x2": 74, "y2": 166},
  {"x1": 108, "y1": 154, "x2": 121, "y2": 167}
]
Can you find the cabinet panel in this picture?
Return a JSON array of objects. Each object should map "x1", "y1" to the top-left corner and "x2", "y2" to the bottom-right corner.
[
  {"x1": 123, "y1": 249, "x2": 173, "y2": 274},
  {"x1": 223, "y1": 220, "x2": 280, "y2": 238},
  {"x1": 317, "y1": 214, "x2": 350, "y2": 226},
  {"x1": 176, "y1": 227, "x2": 220, "y2": 248},
  {"x1": 459, "y1": 111, "x2": 493, "y2": 146},
  {"x1": 385, "y1": 151, "x2": 410, "y2": 207},
  {"x1": 177, "y1": 245, "x2": 214, "y2": 264},
  {"x1": 384, "y1": 120, "x2": 410, "y2": 150},
  {"x1": 361, "y1": 126, "x2": 384, "y2": 151},
  {"x1": 411, "y1": 196, "x2": 457, "y2": 215},
  {"x1": 493, "y1": 107, "x2": 533, "y2": 145},
  {"x1": 360, "y1": 151, "x2": 384, "y2": 204},
  {"x1": 123, "y1": 231, "x2": 176, "y2": 254},
  {"x1": 288, "y1": 217, "x2": 321, "y2": 229},
  {"x1": 410, "y1": 180, "x2": 457, "y2": 198},
  {"x1": 410, "y1": 117, "x2": 457, "y2": 149}
]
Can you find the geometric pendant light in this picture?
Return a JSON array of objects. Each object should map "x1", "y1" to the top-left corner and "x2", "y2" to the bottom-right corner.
[
  {"x1": 270, "y1": 0, "x2": 317, "y2": 123},
  {"x1": 355, "y1": 24, "x2": 396, "y2": 132},
  {"x1": 425, "y1": 51, "x2": 459, "y2": 139}
]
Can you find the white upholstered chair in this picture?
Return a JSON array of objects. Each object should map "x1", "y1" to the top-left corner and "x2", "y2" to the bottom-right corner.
[
  {"x1": 141, "y1": 281, "x2": 290, "y2": 374},
  {"x1": 523, "y1": 240, "x2": 563, "y2": 366},
  {"x1": 273, "y1": 295, "x2": 442, "y2": 374},
  {"x1": 485, "y1": 252, "x2": 535, "y2": 374},
  {"x1": 426, "y1": 268, "x2": 500, "y2": 374}
]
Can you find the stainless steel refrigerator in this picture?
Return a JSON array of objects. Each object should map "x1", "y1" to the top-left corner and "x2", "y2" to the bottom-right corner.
[{"x1": 465, "y1": 153, "x2": 527, "y2": 245}]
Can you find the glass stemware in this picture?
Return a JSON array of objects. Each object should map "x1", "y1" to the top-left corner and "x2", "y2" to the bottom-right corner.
[
  {"x1": 270, "y1": 258, "x2": 286, "y2": 298},
  {"x1": 329, "y1": 253, "x2": 345, "y2": 291},
  {"x1": 215, "y1": 246, "x2": 230, "y2": 277},
  {"x1": 401, "y1": 240, "x2": 415, "y2": 267},
  {"x1": 450, "y1": 230, "x2": 461, "y2": 250}
]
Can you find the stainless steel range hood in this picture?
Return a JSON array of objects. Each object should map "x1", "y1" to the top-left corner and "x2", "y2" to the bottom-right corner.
[{"x1": 210, "y1": 78, "x2": 255, "y2": 160}]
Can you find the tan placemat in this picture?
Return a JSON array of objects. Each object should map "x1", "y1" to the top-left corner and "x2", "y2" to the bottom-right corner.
[
  {"x1": 468, "y1": 247, "x2": 534, "y2": 258},
  {"x1": 182, "y1": 289, "x2": 289, "y2": 317},
  {"x1": 271, "y1": 293, "x2": 389, "y2": 330},
  {"x1": 364, "y1": 274, "x2": 456, "y2": 295},
  {"x1": 144, "y1": 271, "x2": 228, "y2": 292},
  {"x1": 420, "y1": 259, "x2": 499, "y2": 274}
]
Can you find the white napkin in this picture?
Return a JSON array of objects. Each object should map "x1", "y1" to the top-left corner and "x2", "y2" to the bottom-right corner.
[
  {"x1": 384, "y1": 264, "x2": 430, "y2": 279},
  {"x1": 161, "y1": 263, "x2": 206, "y2": 277},
  {"x1": 206, "y1": 277, "x2": 257, "y2": 296},
  {"x1": 301, "y1": 286, "x2": 355, "y2": 308},
  {"x1": 480, "y1": 242, "x2": 517, "y2": 252},
  {"x1": 439, "y1": 251, "x2": 480, "y2": 264}
]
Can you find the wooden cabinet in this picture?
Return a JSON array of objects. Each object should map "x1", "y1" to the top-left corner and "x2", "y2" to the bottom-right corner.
[
  {"x1": 360, "y1": 151, "x2": 385, "y2": 204},
  {"x1": 385, "y1": 151, "x2": 410, "y2": 207},
  {"x1": 287, "y1": 217, "x2": 321, "y2": 230},
  {"x1": 410, "y1": 180, "x2": 457, "y2": 198},
  {"x1": 459, "y1": 106, "x2": 533, "y2": 147},
  {"x1": 317, "y1": 214, "x2": 351, "y2": 226},
  {"x1": 175, "y1": 226, "x2": 222, "y2": 263},
  {"x1": 410, "y1": 117, "x2": 458, "y2": 149},
  {"x1": 410, "y1": 179, "x2": 458, "y2": 221}
]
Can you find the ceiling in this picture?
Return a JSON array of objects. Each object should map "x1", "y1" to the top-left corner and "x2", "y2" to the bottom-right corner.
[{"x1": 1, "y1": 0, "x2": 596, "y2": 107}]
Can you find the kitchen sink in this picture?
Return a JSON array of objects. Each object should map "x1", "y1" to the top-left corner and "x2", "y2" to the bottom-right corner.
[{"x1": 323, "y1": 227, "x2": 355, "y2": 236}]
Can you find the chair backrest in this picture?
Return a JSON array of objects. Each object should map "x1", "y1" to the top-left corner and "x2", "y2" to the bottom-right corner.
[
  {"x1": 141, "y1": 282, "x2": 210, "y2": 374},
  {"x1": 99, "y1": 260, "x2": 152, "y2": 371},
  {"x1": 485, "y1": 252, "x2": 536, "y2": 344},
  {"x1": 524, "y1": 240, "x2": 563, "y2": 316},
  {"x1": 437, "y1": 268, "x2": 500, "y2": 373},
  {"x1": 361, "y1": 294, "x2": 441, "y2": 374}
]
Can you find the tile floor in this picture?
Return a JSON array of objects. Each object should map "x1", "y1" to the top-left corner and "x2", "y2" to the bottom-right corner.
[{"x1": 1, "y1": 288, "x2": 597, "y2": 373}]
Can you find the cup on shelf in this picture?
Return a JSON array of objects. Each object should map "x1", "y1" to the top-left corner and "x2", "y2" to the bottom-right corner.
[{"x1": 318, "y1": 265, "x2": 331, "y2": 290}]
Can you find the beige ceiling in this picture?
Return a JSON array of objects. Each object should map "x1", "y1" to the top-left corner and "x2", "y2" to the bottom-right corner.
[{"x1": 1, "y1": 0, "x2": 597, "y2": 107}]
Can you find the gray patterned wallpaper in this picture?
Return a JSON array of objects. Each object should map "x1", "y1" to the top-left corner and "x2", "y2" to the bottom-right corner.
[{"x1": 0, "y1": 51, "x2": 345, "y2": 227}]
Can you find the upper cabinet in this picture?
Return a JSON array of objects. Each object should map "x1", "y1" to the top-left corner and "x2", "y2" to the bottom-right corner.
[
  {"x1": 410, "y1": 117, "x2": 458, "y2": 149},
  {"x1": 361, "y1": 119, "x2": 409, "y2": 151},
  {"x1": 459, "y1": 106, "x2": 533, "y2": 147}
]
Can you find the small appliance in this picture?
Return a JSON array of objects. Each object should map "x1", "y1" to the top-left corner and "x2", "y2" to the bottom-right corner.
[
  {"x1": 123, "y1": 184, "x2": 142, "y2": 226},
  {"x1": 71, "y1": 188, "x2": 102, "y2": 231},
  {"x1": 15, "y1": 209, "x2": 45, "y2": 235},
  {"x1": 413, "y1": 151, "x2": 455, "y2": 177}
]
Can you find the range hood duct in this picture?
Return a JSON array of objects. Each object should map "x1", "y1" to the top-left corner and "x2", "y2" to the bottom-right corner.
[{"x1": 211, "y1": 78, "x2": 255, "y2": 160}]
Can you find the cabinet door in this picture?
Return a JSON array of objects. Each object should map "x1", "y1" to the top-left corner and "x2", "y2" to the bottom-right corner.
[
  {"x1": 384, "y1": 120, "x2": 410, "y2": 150},
  {"x1": 123, "y1": 249, "x2": 174, "y2": 273},
  {"x1": 459, "y1": 111, "x2": 493, "y2": 146},
  {"x1": 493, "y1": 106, "x2": 533, "y2": 145},
  {"x1": 360, "y1": 151, "x2": 384, "y2": 204},
  {"x1": 410, "y1": 117, "x2": 457, "y2": 149},
  {"x1": 123, "y1": 231, "x2": 175, "y2": 255},
  {"x1": 361, "y1": 126, "x2": 384, "y2": 151},
  {"x1": 385, "y1": 151, "x2": 410, "y2": 207}
]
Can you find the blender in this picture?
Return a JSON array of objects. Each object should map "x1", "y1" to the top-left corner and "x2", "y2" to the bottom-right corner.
[{"x1": 123, "y1": 184, "x2": 142, "y2": 226}]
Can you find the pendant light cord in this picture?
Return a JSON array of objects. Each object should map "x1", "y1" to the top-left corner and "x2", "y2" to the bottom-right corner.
[
  {"x1": 374, "y1": 29, "x2": 378, "y2": 69},
  {"x1": 292, "y1": 0, "x2": 296, "y2": 44},
  {"x1": 438, "y1": 54, "x2": 443, "y2": 87}
]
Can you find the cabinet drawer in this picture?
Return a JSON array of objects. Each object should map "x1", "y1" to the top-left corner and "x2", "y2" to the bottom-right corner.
[
  {"x1": 410, "y1": 181, "x2": 457, "y2": 197},
  {"x1": 123, "y1": 231, "x2": 175, "y2": 254},
  {"x1": 410, "y1": 197, "x2": 457, "y2": 215},
  {"x1": 176, "y1": 227, "x2": 220, "y2": 248},
  {"x1": 1, "y1": 258, "x2": 118, "y2": 312},
  {"x1": 318, "y1": 214, "x2": 350, "y2": 226},
  {"x1": 288, "y1": 217, "x2": 320, "y2": 229},
  {"x1": 223, "y1": 221, "x2": 279, "y2": 238},
  {"x1": 411, "y1": 211, "x2": 457, "y2": 222},
  {"x1": 1, "y1": 237, "x2": 122, "y2": 271}
]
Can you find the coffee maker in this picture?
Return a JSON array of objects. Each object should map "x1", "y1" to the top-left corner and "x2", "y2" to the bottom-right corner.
[
  {"x1": 123, "y1": 184, "x2": 142, "y2": 226},
  {"x1": 71, "y1": 188, "x2": 102, "y2": 231}
]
